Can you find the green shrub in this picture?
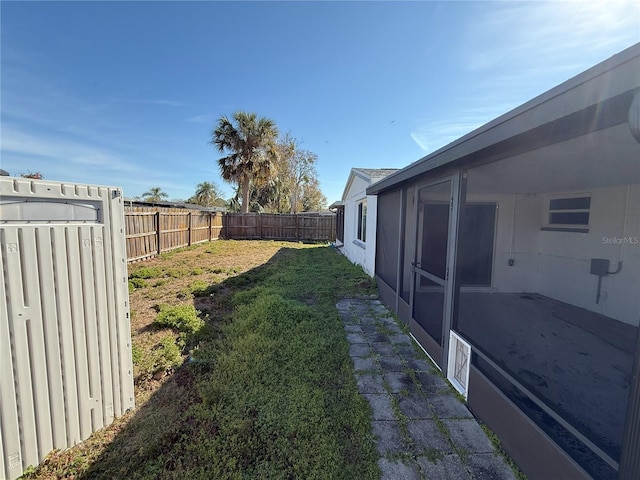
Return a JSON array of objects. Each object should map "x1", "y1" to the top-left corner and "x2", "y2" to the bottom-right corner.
[
  {"x1": 156, "y1": 336, "x2": 183, "y2": 372},
  {"x1": 128, "y1": 278, "x2": 146, "y2": 292},
  {"x1": 189, "y1": 279, "x2": 210, "y2": 296},
  {"x1": 133, "y1": 335, "x2": 184, "y2": 381},
  {"x1": 154, "y1": 304, "x2": 204, "y2": 335},
  {"x1": 130, "y1": 267, "x2": 163, "y2": 279},
  {"x1": 131, "y1": 344, "x2": 143, "y2": 365}
]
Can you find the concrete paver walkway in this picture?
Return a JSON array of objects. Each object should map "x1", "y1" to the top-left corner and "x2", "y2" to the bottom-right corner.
[{"x1": 337, "y1": 297, "x2": 518, "y2": 480}]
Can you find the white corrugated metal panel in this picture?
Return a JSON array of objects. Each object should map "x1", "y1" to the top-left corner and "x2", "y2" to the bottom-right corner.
[{"x1": 0, "y1": 178, "x2": 135, "y2": 480}]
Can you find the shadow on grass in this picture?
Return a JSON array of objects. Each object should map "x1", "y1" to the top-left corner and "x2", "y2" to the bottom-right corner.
[{"x1": 72, "y1": 246, "x2": 377, "y2": 480}]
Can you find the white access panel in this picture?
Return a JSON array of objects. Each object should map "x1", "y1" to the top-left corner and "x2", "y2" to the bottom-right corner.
[{"x1": 0, "y1": 177, "x2": 135, "y2": 480}]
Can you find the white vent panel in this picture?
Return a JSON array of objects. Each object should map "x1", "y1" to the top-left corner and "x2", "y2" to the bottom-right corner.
[{"x1": 447, "y1": 331, "x2": 472, "y2": 399}]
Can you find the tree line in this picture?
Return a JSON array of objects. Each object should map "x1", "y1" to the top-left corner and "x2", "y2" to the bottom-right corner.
[{"x1": 141, "y1": 111, "x2": 327, "y2": 213}]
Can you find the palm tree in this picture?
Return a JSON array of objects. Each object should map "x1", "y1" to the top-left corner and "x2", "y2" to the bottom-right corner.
[
  {"x1": 141, "y1": 187, "x2": 168, "y2": 202},
  {"x1": 192, "y1": 181, "x2": 222, "y2": 207},
  {"x1": 211, "y1": 111, "x2": 279, "y2": 213}
]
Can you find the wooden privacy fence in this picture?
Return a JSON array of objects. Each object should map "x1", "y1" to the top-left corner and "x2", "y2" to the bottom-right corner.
[
  {"x1": 125, "y1": 206, "x2": 223, "y2": 262},
  {"x1": 125, "y1": 208, "x2": 336, "y2": 262},
  {"x1": 223, "y1": 213, "x2": 336, "y2": 241}
]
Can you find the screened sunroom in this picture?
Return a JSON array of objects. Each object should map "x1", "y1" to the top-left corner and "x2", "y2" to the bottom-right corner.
[{"x1": 368, "y1": 44, "x2": 640, "y2": 480}]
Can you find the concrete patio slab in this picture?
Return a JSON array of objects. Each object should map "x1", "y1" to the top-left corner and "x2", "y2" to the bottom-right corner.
[
  {"x1": 415, "y1": 371, "x2": 450, "y2": 393},
  {"x1": 344, "y1": 324, "x2": 363, "y2": 333},
  {"x1": 347, "y1": 332, "x2": 368, "y2": 343},
  {"x1": 349, "y1": 344, "x2": 371, "y2": 358},
  {"x1": 397, "y1": 395, "x2": 433, "y2": 420},
  {"x1": 352, "y1": 356, "x2": 378, "y2": 372},
  {"x1": 417, "y1": 454, "x2": 471, "y2": 480},
  {"x1": 371, "y1": 420, "x2": 406, "y2": 455},
  {"x1": 394, "y1": 344, "x2": 418, "y2": 357},
  {"x1": 366, "y1": 332, "x2": 392, "y2": 343},
  {"x1": 407, "y1": 358, "x2": 434, "y2": 372},
  {"x1": 465, "y1": 454, "x2": 518, "y2": 480},
  {"x1": 388, "y1": 334, "x2": 413, "y2": 345},
  {"x1": 371, "y1": 342, "x2": 396, "y2": 356},
  {"x1": 428, "y1": 394, "x2": 474, "y2": 419},
  {"x1": 376, "y1": 313, "x2": 397, "y2": 323},
  {"x1": 382, "y1": 323, "x2": 404, "y2": 334},
  {"x1": 407, "y1": 419, "x2": 454, "y2": 454},
  {"x1": 359, "y1": 315, "x2": 378, "y2": 325},
  {"x1": 378, "y1": 355, "x2": 405, "y2": 372},
  {"x1": 363, "y1": 393, "x2": 397, "y2": 420},
  {"x1": 443, "y1": 419, "x2": 495, "y2": 454},
  {"x1": 357, "y1": 373, "x2": 387, "y2": 394},
  {"x1": 384, "y1": 371, "x2": 418, "y2": 394},
  {"x1": 361, "y1": 324, "x2": 380, "y2": 334},
  {"x1": 339, "y1": 298, "x2": 520, "y2": 480},
  {"x1": 378, "y1": 458, "x2": 422, "y2": 480}
]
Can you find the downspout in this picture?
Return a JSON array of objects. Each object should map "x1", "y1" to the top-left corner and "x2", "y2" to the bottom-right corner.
[{"x1": 508, "y1": 194, "x2": 517, "y2": 266}]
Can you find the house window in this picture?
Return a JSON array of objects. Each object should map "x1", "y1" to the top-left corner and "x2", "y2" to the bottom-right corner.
[
  {"x1": 357, "y1": 199, "x2": 367, "y2": 242},
  {"x1": 543, "y1": 195, "x2": 590, "y2": 232}
]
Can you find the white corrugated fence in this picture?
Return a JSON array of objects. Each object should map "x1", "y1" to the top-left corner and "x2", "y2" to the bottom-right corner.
[{"x1": 0, "y1": 177, "x2": 135, "y2": 480}]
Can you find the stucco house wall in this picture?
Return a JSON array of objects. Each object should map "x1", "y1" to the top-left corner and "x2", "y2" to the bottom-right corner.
[
  {"x1": 467, "y1": 183, "x2": 639, "y2": 326},
  {"x1": 334, "y1": 168, "x2": 397, "y2": 276}
]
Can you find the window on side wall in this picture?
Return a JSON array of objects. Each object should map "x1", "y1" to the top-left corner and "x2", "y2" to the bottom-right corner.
[
  {"x1": 542, "y1": 195, "x2": 590, "y2": 232},
  {"x1": 357, "y1": 199, "x2": 367, "y2": 242}
]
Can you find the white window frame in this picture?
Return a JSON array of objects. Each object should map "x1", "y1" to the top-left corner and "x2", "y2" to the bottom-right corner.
[
  {"x1": 542, "y1": 193, "x2": 591, "y2": 232},
  {"x1": 357, "y1": 198, "x2": 367, "y2": 243}
]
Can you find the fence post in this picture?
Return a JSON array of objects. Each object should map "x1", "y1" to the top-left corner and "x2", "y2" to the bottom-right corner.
[
  {"x1": 257, "y1": 213, "x2": 262, "y2": 239},
  {"x1": 156, "y1": 211, "x2": 161, "y2": 255},
  {"x1": 188, "y1": 211, "x2": 192, "y2": 246},
  {"x1": 209, "y1": 213, "x2": 212, "y2": 241}
]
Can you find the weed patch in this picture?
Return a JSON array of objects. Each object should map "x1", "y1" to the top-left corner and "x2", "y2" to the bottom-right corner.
[
  {"x1": 129, "y1": 266, "x2": 163, "y2": 279},
  {"x1": 154, "y1": 304, "x2": 203, "y2": 336}
]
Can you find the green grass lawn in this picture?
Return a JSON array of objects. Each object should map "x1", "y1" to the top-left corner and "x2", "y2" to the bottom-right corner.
[{"x1": 24, "y1": 242, "x2": 380, "y2": 479}]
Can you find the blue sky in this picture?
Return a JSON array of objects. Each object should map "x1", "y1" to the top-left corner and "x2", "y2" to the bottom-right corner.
[{"x1": 1, "y1": 1, "x2": 638, "y2": 204}]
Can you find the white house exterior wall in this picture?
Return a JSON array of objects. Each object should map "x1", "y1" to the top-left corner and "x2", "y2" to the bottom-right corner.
[
  {"x1": 340, "y1": 175, "x2": 376, "y2": 276},
  {"x1": 466, "y1": 183, "x2": 640, "y2": 326},
  {"x1": 364, "y1": 194, "x2": 378, "y2": 276}
]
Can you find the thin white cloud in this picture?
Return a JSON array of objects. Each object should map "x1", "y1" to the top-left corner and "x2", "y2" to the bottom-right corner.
[
  {"x1": 410, "y1": 0, "x2": 639, "y2": 153},
  {"x1": 1, "y1": 125, "x2": 139, "y2": 173},
  {"x1": 149, "y1": 100, "x2": 185, "y2": 107},
  {"x1": 410, "y1": 100, "x2": 518, "y2": 154},
  {"x1": 410, "y1": 131, "x2": 430, "y2": 153},
  {"x1": 0, "y1": 124, "x2": 184, "y2": 195},
  {"x1": 463, "y1": 0, "x2": 639, "y2": 75},
  {"x1": 105, "y1": 98, "x2": 185, "y2": 107},
  {"x1": 411, "y1": 119, "x2": 483, "y2": 154},
  {"x1": 0, "y1": 60, "x2": 195, "y2": 196}
]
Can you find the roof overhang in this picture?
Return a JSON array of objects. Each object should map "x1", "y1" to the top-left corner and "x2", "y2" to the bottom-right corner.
[
  {"x1": 368, "y1": 43, "x2": 640, "y2": 195},
  {"x1": 339, "y1": 168, "x2": 373, "y2": 202}
]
